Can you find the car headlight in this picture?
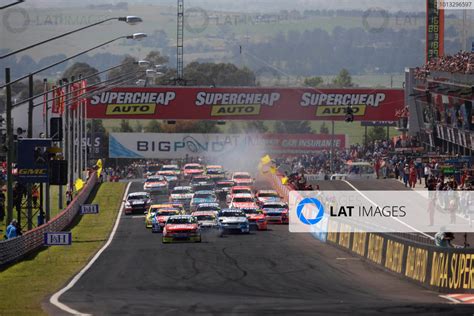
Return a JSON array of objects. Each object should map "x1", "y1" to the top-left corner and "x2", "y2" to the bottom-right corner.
[{"x1": 125, "y1": 202, "x2": 131, "y2": 208}]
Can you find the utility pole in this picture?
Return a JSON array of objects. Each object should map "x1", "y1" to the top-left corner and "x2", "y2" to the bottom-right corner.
[
  {"x1": 27, "y1": 74, "x2": 34, "y2": 230},
  {"x1": 5, "y1": 68, "x2": 13, "y2": 225},
  {"x1": 177, "y1": 0, "x2": 184, "y2": 85}
]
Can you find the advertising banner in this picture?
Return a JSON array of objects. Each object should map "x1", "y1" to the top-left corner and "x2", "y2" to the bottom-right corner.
[
  {"x1": 16, "y1": 139, "x2": 52, "y2": 183},
  {"x1": 109, "y1": 133, "x2": 347, "y2": 159},
  {"x1": 88, "y1": 87, "x2": 404, "y2": 122}
]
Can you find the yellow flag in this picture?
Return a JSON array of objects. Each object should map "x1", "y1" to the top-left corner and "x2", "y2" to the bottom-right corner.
[
  {"x1": 270, "y1": 166, "x2": 277, "y2": 174},
  {"x1": 75, "y1": 178, "x2": 85, "y2": 191},
  {"x1": 96, "y1": 159, "x2": 103, "y2": 177},
  {"x1": 261, "y1": 155, "x2": 271, "y2": 165},
  {"x1": 281, "y1": 177, "x2": 288, "y2": 185}
]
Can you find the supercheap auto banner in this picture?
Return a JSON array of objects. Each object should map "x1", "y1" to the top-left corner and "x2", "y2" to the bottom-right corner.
[
  {"x1": 109, "y1": 133, "x2": 347, "y2": 159},
  {"x1": 87, "y1": 87, "x2": 404, "y2": 121}
]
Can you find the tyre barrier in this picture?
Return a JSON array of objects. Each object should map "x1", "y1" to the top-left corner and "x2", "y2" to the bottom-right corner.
[
  {"x1": 266, "y1": 172, "x2": 474, "y2": 293},
  {"x1": 0, "y1": 173, "x2": 98, "y2": 268}
]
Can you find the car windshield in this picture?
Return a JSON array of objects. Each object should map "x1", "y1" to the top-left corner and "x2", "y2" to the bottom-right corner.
[
  {"x1": 185, "y1": 165, "x2": 203, "y2": 170},
  {"x1": 146, "y1": 177, "x2": 164, "y2": 182},
  {"x1": 128, "y1": 195, "x2": 147, "y2": 200},
  {"x1": 194, "y1": 193, "x2": 214, "y2": 199},
  {"x1": 157, "y1": 210, "x2": 179, "y2": 216},
  {"x1": 217, "y1": 183, "x2": 233, "y2": 188},
  {"x1": 233, "y1": 189, "x2": 250, "y2": 194},
  {"x1": 259, "y1": 193, "x2": 278, "y2": 198},
  {"x1": 263, "y1": 204, "x2": 287, "y2": 209},
  {"x1": 207, "y1": 169, "x2": 222, "y2": 174},
  {"x1": 220, "y1": 212, "x2": 244, "y2": 217},
  {"x1": 196, "y1": 215, "x2": 215, "y2": 221},
  {"x1": 172, "y1": 189, "x2": 191, "y2": 194},
  {"x1": 167, "y1": 217, "x2": 197, "y2": 224},
  {"x1": 193, "y1": 185, "x2": 214, "y2": 191},
  {"x1": 234, "y1": 174, "x2": 250, "y2": 179},
  {"x1": 197, "y1": 206, "x2": 220, "y2": 212},
  {"x1": 242, "y1": 209, "x2": 259, "y2": 214},
  {"x1": 233, "y1": 197, "x2": 253, "y2": 203}
]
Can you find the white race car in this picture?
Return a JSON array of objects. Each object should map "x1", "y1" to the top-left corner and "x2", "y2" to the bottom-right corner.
[{"x1": 144, "y1": 175, "x2": 169, "y2": 194}]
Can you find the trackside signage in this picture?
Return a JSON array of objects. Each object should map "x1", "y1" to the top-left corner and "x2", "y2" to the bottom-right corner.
[
  {"x1": 44, "y1": 232, "x2": 72, "y2": 246},
  {"x1": 109, "y1": 133, "x2": 347, "y2": 159},
  {"x1": 289, "y1": 191, "x2": 474, "y2": 233},
  {"x1": 87, "y1": 87, "x2": 404, "y2": 121},
  {"x1": 80, "y1": 204, "x2": 99, "y2": 215}
]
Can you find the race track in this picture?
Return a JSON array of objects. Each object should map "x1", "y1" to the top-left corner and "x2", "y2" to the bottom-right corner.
[{"x1": 50, "y1": 180, "x2": 472, "y2": 315}]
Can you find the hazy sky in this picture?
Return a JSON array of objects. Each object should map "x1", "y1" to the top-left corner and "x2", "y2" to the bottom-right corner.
[{"x1": 24, "y1": 0, "x2": 426, "y2": 12}]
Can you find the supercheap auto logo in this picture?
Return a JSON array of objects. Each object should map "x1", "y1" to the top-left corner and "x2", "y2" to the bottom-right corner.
[
  {"x1": 299, "y1": 92, "x2": 386, "y2": 117},
  {"x1": 195, "y1": 92, "x2": 280, "y2": 116},
  {"x1": 89, "y1": 92, "x2": 176, "y2": 115}
]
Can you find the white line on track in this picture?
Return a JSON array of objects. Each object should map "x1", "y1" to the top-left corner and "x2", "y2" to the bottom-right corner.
[
  {"x1": 49, "y1": 182, "x2": 132, "y2": 316},
  {"x1": 439, "y1": 295, "x2": 461, "y2": 304},
  {"x1": 341, "y1": 180, "x2": 434, "y2": 240}
]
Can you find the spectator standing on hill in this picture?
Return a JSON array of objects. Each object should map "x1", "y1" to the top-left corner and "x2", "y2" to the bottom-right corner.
[
  {"x1": 424, "y1": 164, "x2": 432, "y2": 188},
  {"x1": 6, "y1": 219, "x2": 18, "y2": 239}
]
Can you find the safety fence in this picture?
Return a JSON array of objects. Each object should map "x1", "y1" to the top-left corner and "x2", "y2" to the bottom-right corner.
[
  {"x1": 0, "y1": 173, "x2": 98, "y2": 267},
  {"x1": 266, "y1": 172, "x2": 474, "y2": 293}
]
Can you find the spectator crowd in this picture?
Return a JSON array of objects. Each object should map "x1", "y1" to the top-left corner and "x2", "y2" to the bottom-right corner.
[{"x1": 415, "y1": 51, "x2": 474, "y2": 80}]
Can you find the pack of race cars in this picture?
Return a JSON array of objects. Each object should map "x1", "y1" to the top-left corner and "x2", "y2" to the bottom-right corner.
[{"x1": 124, "y1": 163, "x2": 289, "y2": 243}]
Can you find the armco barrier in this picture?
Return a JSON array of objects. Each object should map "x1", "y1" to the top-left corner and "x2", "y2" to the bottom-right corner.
[
  {"x1": 266, "y1": 172, "x2": 474, "y2": 293},
  {"x1": 0, "y1": 173, "x2": 98, "y2": 267}
]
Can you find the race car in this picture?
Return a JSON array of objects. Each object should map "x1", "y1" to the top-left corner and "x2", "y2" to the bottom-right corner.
[
  {"x1": 195, "y1": 202, "x2": 221, "y2": 213},
  {"x1": 218, "y1": 209, "x2": 250, "y2": 235},
  {"x1": 162, "y1": 215, "x2": 202, "y2": 243},
  {"x1": 190, "y1": 190, "x2": 218, "y2": 212},
  {"x1": 228, "y1": 193, "x2": 258, "y2": 210},
  {"x1": 231, "y1": 172, "x2": 254, "y2": 186},
  {"x1": 206, "y1": 165, "x2": 226, "y2": 180},
  {"x1": 123, "y1": 192, "x2": 151, "y2": 215},
  {"x1": 226, "y1": 186, "x2": 253, "y2": 204},
  {"x1": 145, "y1": 203, "x2": 185, "y2": 228},
  {"x1": 215, "y1": 180, "x2": 235, "y2": 201},
  {"x1": 191, "y1": 181, "x2": 216, "y2": 193},
  {"x1": 169, "y1": 186, "x2": 193, "y2": 209},
  {"x1": 191, "y1": 211, "x2": 218, "y2": 228},
  {"x1": 255, "y1": 190, "x2": 281, "y2": 206},
  {"x1": 261, "y1": 201, "x2": 289, "y2": 224},
  {"x1": 241, "y1": 207, "x2": 268, "y2": 230},
  {"x1": 190, "y1": 175, "x2": 212, "y2": 186},
  {"x1": 143, "y1": 175, "x2": 169, "y2": 194},
  {"x1": 183, "y1": 163, "x2": 204, "y2": 179},
  {"x1": 157, "y1": 165, "x2": 181, "y2": 188},
  {"x1": 151, "y1": 207, "x2": 182, "y2": 233}
]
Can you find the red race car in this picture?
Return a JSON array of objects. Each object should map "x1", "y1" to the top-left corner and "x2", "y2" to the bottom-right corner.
[
  {"x1": 162, "y1": 215, "x2": 202, "y2": 243},
  {"x1": 229, "y1": 193, "x2": 258, "y2": 210},
  {"x1": 261, "y1": 201, "x2": 289, "y2": 224},
  {"x1": 241, "y1": 207, "x2": 268, "y2": 230},
  {"x1": 226, "y1": 186, "x2": 253, "y2": 204},
  {"x1": 255, "y1": 189, "x2": 281, "y2": 206},
  {"x1": 231, "y1": 172, "x2": 254, "y2": 186},
  {"x1": 183, "y1": 163, "x2": 204, "y2": 179}
]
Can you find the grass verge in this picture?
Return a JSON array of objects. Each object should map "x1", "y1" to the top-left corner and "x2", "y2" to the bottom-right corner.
[{"x1": 0, "y1": 182, "x2": 126, "y2": 315}]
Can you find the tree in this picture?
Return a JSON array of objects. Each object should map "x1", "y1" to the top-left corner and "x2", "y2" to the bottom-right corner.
[
  {"x1": 144, "y1": 120, "x2": 162, "y2": 133},
  {"x1": 332, "y1": 69, "x2": 353, "y2": 87},
  {"x1": 161, "y1": 121, "x2": 220, "y2": 134},
  {"x1": 304, "y1": 76, "x2": 324, "y2": 87},
  {"x1": 227, "y1": 122, "x2": 242, "y2": 134},
  {"x1": 63, "y1": 62, "x2": 100, "y2": 84},
  {"x1": 367, "y1": 126, "x2": 387, "y2": 142},
  {"x1": 184, "y1": 62, "x2": 256, "y2": 86},
  {"x1": 245, "y1": 121, "x2": 268, "y2": 133},
  {"x1": 107, "y1": 55, "x2": 140, "y2": 81},
  {"x1": 274, "y1": 121, "x2": 313, "y2": 134},
  {"x1": 319, "y1": 122, "x2": 329, "y2": 134},
  {"x1": 119, "y1": 120, "x2": 134, "y2": 133}
]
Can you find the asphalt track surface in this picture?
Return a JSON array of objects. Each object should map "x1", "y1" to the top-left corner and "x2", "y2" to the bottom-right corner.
[{"x1": 51, "y1": 179, "x2": 473, "y2": 315}]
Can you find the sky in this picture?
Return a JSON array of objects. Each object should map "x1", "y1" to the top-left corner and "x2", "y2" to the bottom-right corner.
[{"x1": 22, "y1": 0, "x2": 427, "y2": 12}]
